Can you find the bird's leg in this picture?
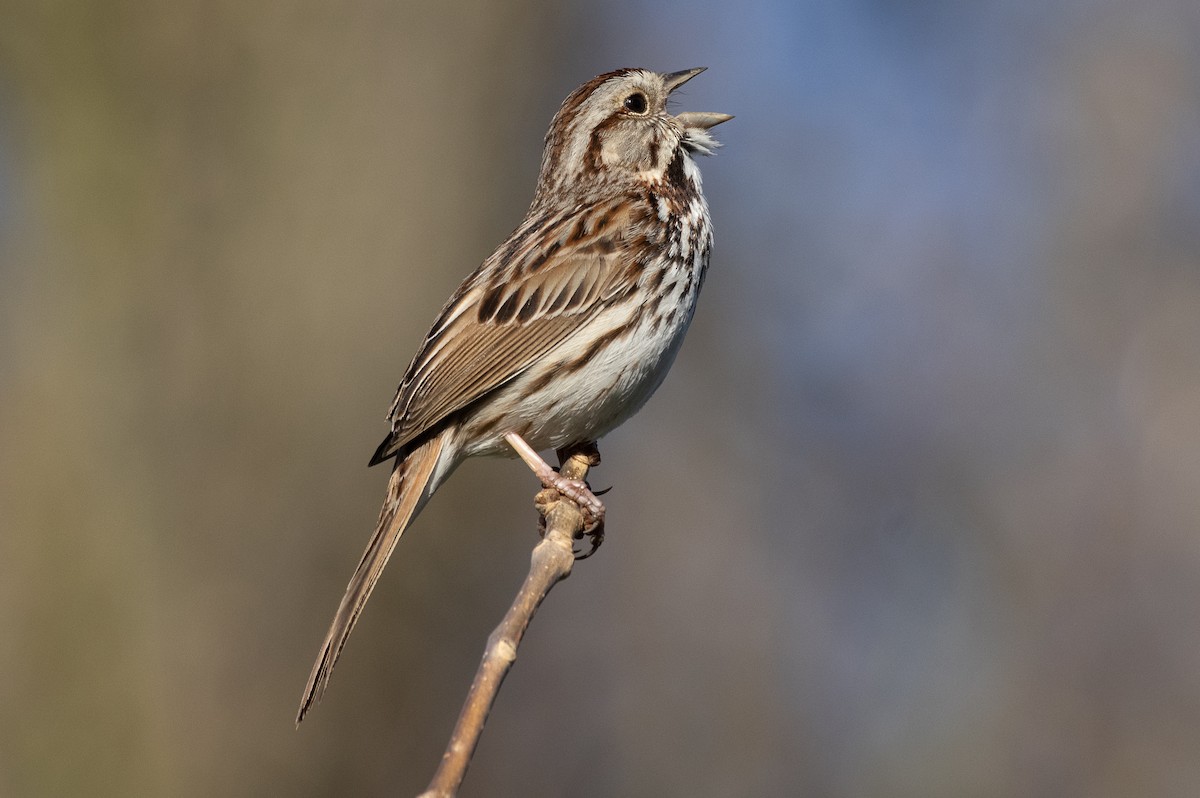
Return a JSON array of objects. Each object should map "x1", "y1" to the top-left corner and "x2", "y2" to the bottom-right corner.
[
  {"x1": 504, "y1": 433, "x2": 606, "y2": 530},
  {"x1": 555, "y1": 442, "x2": 605, "y2": 557},
  {"x1": 555, "y1": 441, "x2": 601, "y2": 469}
]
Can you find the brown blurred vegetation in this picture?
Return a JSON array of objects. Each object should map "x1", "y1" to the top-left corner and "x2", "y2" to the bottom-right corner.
[{"x1": 1, "y1": 2, "x2": 1199, "y2": 797}]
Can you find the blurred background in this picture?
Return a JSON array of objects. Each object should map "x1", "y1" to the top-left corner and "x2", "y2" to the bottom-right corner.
[{"x1": 2, "y1": 1, "x2": 1199, "y2": 795}]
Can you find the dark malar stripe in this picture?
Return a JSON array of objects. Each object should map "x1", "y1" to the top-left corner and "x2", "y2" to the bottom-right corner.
[{"x1": 666, "y1": 148, "x2": 687, "y2": 188}]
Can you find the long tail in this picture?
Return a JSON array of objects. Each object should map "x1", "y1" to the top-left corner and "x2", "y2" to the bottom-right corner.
[{"x1": 297, "y1": 430, "x2": 449, "y2": 724}]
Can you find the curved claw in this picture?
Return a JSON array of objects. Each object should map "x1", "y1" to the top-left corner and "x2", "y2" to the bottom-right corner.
[{"x1": 573, "y1": 522, "x2": 605, "y2": 559}]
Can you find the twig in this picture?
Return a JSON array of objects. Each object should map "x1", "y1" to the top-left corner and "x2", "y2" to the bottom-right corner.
[{"x1": 418, "y1": 444, "x2": 600, "y2": 798}]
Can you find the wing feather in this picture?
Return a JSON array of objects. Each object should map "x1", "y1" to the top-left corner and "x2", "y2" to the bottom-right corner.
[{"x1": 373, "y1": 196, "x2": 645, "y2": 461}]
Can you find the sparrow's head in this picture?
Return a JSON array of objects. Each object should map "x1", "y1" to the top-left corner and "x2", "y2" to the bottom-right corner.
[{"x1": 535, "y1": 67, "x2": 732, "y2": 201}]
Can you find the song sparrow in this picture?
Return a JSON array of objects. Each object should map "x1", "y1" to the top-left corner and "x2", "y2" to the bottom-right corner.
[{"x1": 298, "y1": 67, "x2": 730, "y2": 722}]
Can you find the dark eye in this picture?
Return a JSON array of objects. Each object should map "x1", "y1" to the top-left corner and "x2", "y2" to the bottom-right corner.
[{"x1": 623, "y1": 92, "x2": 648, "y2": 114}]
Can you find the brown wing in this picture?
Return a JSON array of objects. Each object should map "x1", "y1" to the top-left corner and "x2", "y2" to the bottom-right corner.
[{"x1": 370, "y1": 196, "x2": 646, "y2": 464}]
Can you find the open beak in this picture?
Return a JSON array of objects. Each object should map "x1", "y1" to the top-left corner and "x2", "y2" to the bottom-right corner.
[{"x1": 663, "y1": 67, "x2": 733, "y2": 131}]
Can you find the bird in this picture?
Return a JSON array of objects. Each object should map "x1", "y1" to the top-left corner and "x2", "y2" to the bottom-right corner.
[{"x1": 297, "y1": 67, "x2": 730, "y2": 723}]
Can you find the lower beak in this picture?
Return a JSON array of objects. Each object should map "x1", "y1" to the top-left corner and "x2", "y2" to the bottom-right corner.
[{"x1": 674, "y1": 111, "x2": 734, "y2": 130}]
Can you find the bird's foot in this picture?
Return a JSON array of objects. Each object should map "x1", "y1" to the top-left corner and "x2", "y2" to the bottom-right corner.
[
  {"x1": 573, "y1": 520, "x2": 605, "y2": 560},
  {"x1": 508, "y1": 433, "x2": 606, "y2": 553},
  {"x1": 542, "y1": 473, "x2": 606, "y2": 522}
]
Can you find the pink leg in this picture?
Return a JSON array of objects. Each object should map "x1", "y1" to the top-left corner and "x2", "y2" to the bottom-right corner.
[{"x1": 504, "y1": 432, "x2": 606, "y2": 521}]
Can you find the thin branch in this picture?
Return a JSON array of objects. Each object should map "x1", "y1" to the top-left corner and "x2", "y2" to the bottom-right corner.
[{"x1": 418, "y1": 444, "x2": 600, "y2": 798}]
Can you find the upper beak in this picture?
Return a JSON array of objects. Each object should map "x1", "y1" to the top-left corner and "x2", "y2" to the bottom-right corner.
[
  {"x1": 663, "y1": 67, "x2": 733, "y2": 130},
  {"x1": 662, "y1": 67, "x2": 707, "y2": 94}
]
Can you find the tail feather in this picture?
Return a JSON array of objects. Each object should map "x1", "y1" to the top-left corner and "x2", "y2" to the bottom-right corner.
[{"x1": 296, "y1": 430, "x2": 448, "y2": 724}]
